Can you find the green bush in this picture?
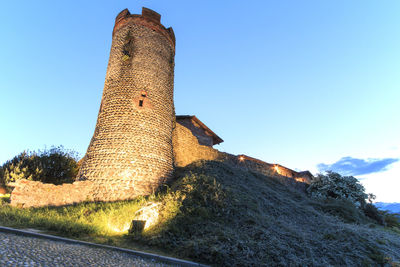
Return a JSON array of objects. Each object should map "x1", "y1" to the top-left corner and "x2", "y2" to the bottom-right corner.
[
  {"x1": 309, "y1": 198, "x2": 369, "y2": 224},
  {"x1": 381, "y1": 211, "x2": 400, "y2": 228},
  {"x1": 1, "y1": 160, "x2": 400, "y2": 266},
  {"x1": 363, "y1": 203, "x2": 385, "y2": 225},
  {"x1": 0, "y1": 146, "x2": 79, "y2": 186}
]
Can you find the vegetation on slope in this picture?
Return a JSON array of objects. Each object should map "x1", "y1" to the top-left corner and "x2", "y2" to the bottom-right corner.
[
  {"x1": 0, "y1": 146, "x2": 79, "y2": 187},
  {"x1": 136, "y1": 161, "x2": 400, "y2": 266},
  {"x1": 0, "y1": 160, "x2": 400, "y2": 266}
]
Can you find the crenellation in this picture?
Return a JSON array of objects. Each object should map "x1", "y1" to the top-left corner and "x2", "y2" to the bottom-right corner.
[
  {"x1": 75, "y1": 8, "x2": 176, "y2": 201},
  {"x1": 9, "y1": 7, "x2": 314, "y2": 208}
]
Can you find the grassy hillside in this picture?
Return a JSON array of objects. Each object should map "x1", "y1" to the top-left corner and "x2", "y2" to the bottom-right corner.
[{"x1": 1, "y1": 160, "x2": 400, "y2": 266}]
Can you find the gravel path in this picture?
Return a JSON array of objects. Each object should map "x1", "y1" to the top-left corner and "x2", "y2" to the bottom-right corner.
[{"x1": 0, "y1": 232, "x2": 175, "y2": 267}]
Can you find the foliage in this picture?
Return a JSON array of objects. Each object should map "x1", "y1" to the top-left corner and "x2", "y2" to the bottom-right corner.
[
  {"x1": 0, "y1": 161, "x2": 400, "y2": 266},
  {"x1": 0, "y1": 146, "x2": 79, "y2": 186},
  {"x1": 380, "y1": 210, "x2": 400, "y2": 229},
  {"x1": 134, "y1": 161, "x2": 400, "y2": 266},
  {"x1": 306, "y1": 171, "x2": 368, "y2": 207},
  {"x1": 309, "y1": 198, "x2": 370, "y2": 224},
  {"x1": 363, "y1": 203, "x2": 385, "y2": 225},
  {"x1": 0, "y1": 194, "x2": 10, "y2": 205}
]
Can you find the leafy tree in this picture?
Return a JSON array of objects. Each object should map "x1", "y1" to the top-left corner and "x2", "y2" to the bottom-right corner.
[
  {"x1": 307, "y1": 171, "x2": 369, "y2": 207},
  {"x1": 0, "y1": 146, "x2": 79, "y2": 186},
  {"x1": 1, "y1": 151, "x2": 35, "y2": 185},
  {"x1": 34, "y1": 146, "x2": 79, "y2": 184}
]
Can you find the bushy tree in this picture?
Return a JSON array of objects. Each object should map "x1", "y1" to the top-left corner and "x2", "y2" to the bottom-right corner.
[
  {"x1": 307, "y1": 171, "x2": 368, "y2": 207},
  {"x1": 34, "y1": 146, "x2": 79, "y2": 184},
  {"x1": 0, "y1": 152, "x2": 36, "y2": 185},
  {"x1": 0, "y1": 146, "x2": 79, "y2": 186}
]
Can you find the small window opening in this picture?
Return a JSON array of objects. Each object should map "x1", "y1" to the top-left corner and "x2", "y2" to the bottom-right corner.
[
  {"x1": 141, "y1": 93, "x2": 146, "y2": 97},
  {"x1": 139, "y1": 100, "x2": 144, "y2": 107},
  {"x1": 141, "y1": 91, "x2": 147, "y2": 97}
]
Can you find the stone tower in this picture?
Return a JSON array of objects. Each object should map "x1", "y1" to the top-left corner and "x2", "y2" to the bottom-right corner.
[{"x1": 77, "y1": 8, "x2": 176, "y2": 201}]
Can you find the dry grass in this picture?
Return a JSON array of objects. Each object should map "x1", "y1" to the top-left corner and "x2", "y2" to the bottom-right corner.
[{"x1": 0, "y1": 160, "x2": 399, "y2": 266}]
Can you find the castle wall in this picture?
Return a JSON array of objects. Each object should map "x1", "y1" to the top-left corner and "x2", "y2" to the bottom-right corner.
[
  {"x1": 176, "y1": 118, "x2": 214, "y2": 147},
  {"x1": 10, "y1": 180, "x2": 95, "y2": 208},
  {"x1": 10, "y1": 123, "x2": 308, "y2": 208},
  {"x1": 77, "y1": 8, "x2": 176, "y2": 201},
  {"x1": 8, "y1": 8, "x2": 310, "y2": 208},
  {"x1": 173, "y1": 123, "x2": 222, "y2": 166},
  {"x1": 172, "y1": 123, "x2": 309, "y2": 190}
]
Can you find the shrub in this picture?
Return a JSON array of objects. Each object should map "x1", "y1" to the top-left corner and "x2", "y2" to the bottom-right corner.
[
  {"x1": 309, "y1": 198, "x2": 369, "y2": 224},
  {"x1": 0, "y1": 146, "x2": 79, "y2": 186},
  {"x1": 381, "y1": 211, "x2": 400, "y2": 228},
  {"x1": 363, "y1": 203, "x2": 385, "y2": 225},
  {"x1": 307, "y1": 171, "x2": 368, "y2": 207},
  {"x1": 34, "y1": 146, "x2": 79, "y2": 184}
]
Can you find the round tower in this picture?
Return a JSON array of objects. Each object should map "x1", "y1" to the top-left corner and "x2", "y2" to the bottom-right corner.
[{"x1": 78, "y1": 8, "x2": 176, "y2": 201}]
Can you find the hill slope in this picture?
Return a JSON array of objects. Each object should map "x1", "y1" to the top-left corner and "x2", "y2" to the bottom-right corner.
[
  {"x1": 1, "y1": 160, "x2": 400, "y2": 266},
  {"x1": 136, "y1": 160, "x2": 400, "y2": 266}
]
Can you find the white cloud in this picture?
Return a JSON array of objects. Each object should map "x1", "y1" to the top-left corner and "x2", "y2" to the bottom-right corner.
[
  {"x1": 311, "y1": 145, "x2": 400, "y2": 203},
  {"x1": 359, "y1": 161, "x2": 400, "y2": 203}
]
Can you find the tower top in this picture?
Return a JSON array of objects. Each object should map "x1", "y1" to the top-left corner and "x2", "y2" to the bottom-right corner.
[{"x1": 113, "y1": 8, "x2": 175, "y2": 48}]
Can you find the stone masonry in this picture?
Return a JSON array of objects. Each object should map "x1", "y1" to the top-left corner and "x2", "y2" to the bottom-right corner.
[
  {"x1": 172, "y1": 119, "x2": 313, "y2": 187},
  {"x1": 76, "y1": 8, "x2": 176, "y2": 201},
  {"x1": 9, "y1": 7, "x2": 313, "y2": 208},
  {"x1": 10, "y1": 180, "x2": 94, "y2": 208}
]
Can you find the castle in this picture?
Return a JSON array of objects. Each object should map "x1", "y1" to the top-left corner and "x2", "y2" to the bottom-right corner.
[{"x1": 10, "y1": 8, "x2": 313, "y2": 207}]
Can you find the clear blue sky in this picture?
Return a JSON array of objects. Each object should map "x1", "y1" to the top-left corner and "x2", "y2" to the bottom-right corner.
[{"x1": 1, "y1": 1, "x2": 399, "y2": 201}]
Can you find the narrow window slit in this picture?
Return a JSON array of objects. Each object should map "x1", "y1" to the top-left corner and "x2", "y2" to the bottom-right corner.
[{"x1": 139, "y1": 100, "x2": 144, "y2": 107}]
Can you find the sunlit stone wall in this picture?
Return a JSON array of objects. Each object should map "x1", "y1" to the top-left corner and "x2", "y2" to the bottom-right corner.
[
  {"x1": 172, "y1": 122, "x2": 310, "y2": 190},
  {"x1": 77, "y1": 8, "x2": 176, "y2": 201},
  {"x1": 10, "y1": 179, "x2": 95, "y2": 208}
]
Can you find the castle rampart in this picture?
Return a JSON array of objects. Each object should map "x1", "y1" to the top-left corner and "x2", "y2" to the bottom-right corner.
[
  {"x1": 9, "y1": 8, "x2": 313, "y2": 208},
  {"x1": 113, "y1": 8, "x2": 175, "y2": 48},
  {"x1": 76, "y1": 7, "x2": 176, "y2": 201}
]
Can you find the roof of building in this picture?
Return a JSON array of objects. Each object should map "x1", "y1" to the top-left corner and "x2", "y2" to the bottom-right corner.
[
  {"x1": 176, "y1": 115, "x2": 224, "y2": 145},
  {"x1": 297, "y1": 171, "x2": 314, "y2": 178}
]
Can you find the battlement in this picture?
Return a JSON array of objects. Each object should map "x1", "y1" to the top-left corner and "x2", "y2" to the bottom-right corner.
[
  {"x1": 113, "y1": 8, "x2": 175, "y2": 48},
  {"x1": 142, "y1": 7, "x2": 161, "y2": 23}
]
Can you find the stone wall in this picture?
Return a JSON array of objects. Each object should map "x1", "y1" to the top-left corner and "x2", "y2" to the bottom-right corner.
[
  {"x1": 172, "y1": 122, "x2": 311, "y2": 190},
  {"x1": 7, "y1": 7, "x2": 311, "y2": 208},
  {"x1": 172, "y1": 122, "x2": 223, "y2": 167},
  {"x1": 9, "y1": 180, "x2": 95, "y2": 208},
  {"x1": 176, "y1": 118, "x2": 214, "y2": 147},
  {"x1": 77, "y1": 8, "x2": 176, "y2": 201},
  {"x1": 10, "y1": 122, "x2": 309, "y2": 207}
]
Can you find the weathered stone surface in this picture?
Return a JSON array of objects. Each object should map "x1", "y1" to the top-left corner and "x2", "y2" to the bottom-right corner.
[
  {"x1": 8, "y1": 7, "x2": 313, "y2": 208},
  {"x1": 77, "y1": 7, "x2": 176, "y2": 201},
  {"x1": 172, "y1": 122, "x2": 311, "y2": 191},
  {"x1": 10, "y1": 180, "x2": 95, "y2": 208},
  {"x1": 172, "y1": 122, "x2": 222, "y2": 167}
]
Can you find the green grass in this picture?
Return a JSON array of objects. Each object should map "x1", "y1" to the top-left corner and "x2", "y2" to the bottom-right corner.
[
  {"x1": 0, "y1": 160, "x2": 400, "y2": 266},
  {"x1": 0, "y1": 194, "x2": 10, "y2": 205}
]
